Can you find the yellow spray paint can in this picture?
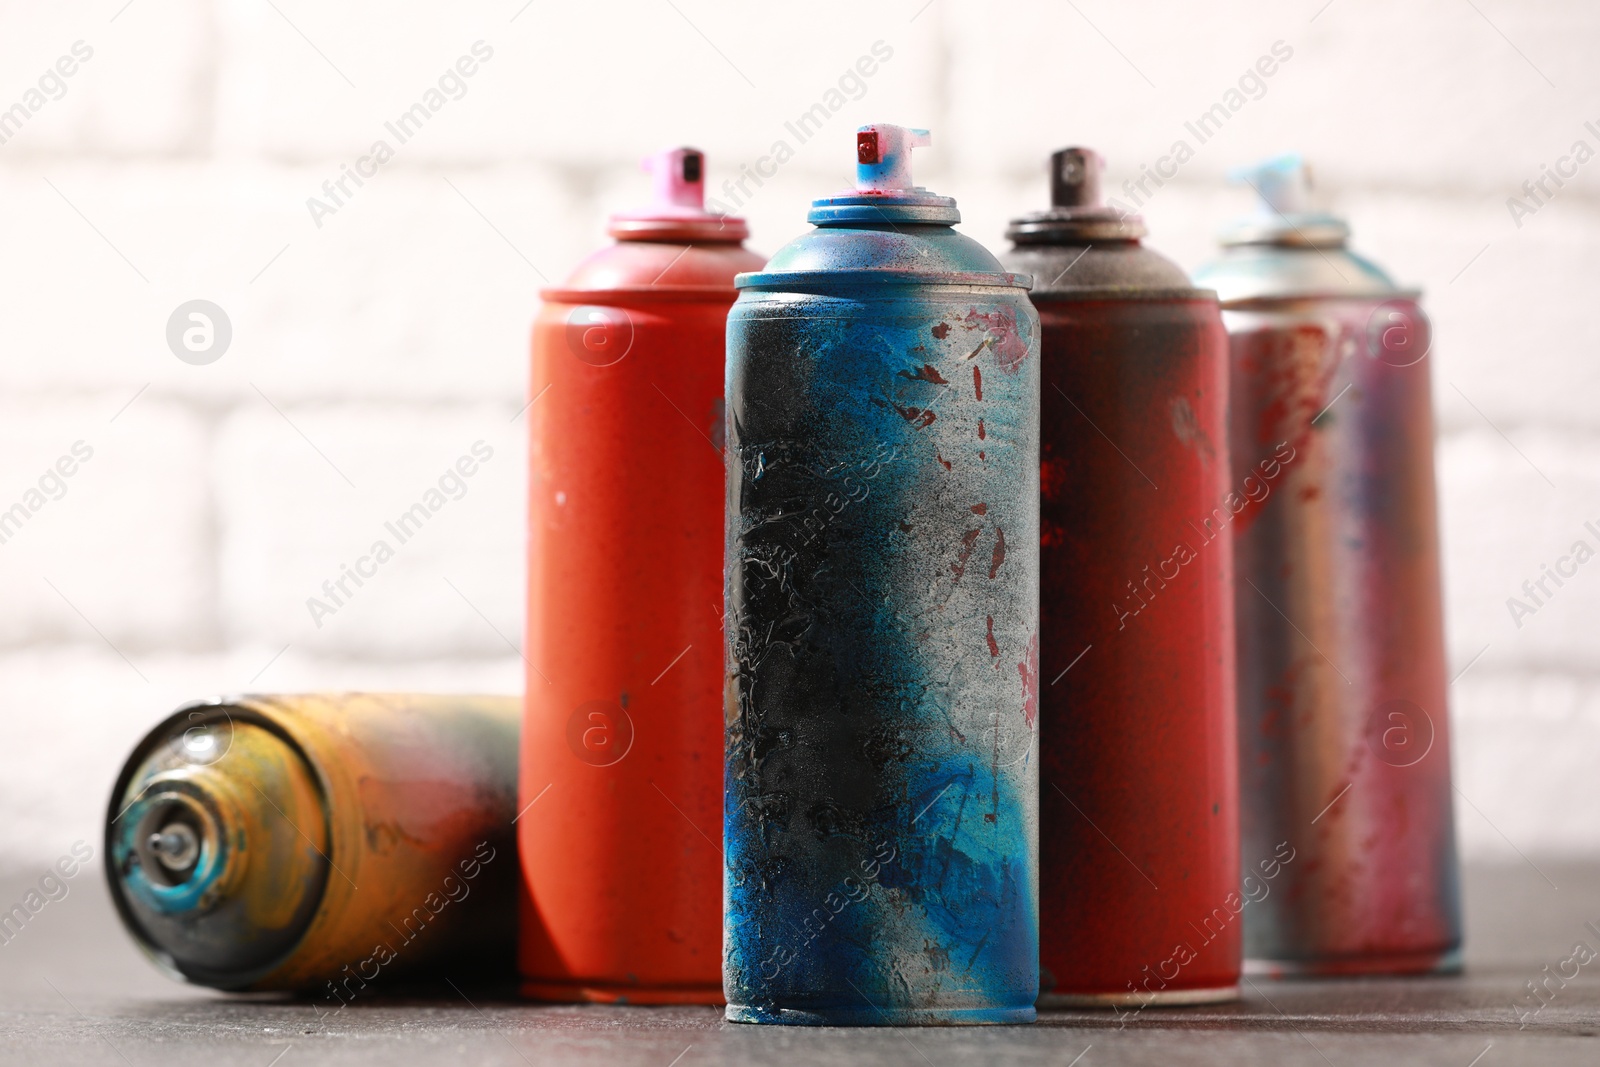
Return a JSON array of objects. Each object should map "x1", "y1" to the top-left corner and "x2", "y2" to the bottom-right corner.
[{"x1": 104, "y1": 693, "x2": 519, "y2": 994}]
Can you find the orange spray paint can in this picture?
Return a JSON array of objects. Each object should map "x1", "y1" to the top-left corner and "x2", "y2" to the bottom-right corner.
[{"x1": 520, "y1": 148, "x2": 764, "y2": 1003}]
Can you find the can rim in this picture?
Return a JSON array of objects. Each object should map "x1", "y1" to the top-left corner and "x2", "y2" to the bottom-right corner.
[
  {"x1": 735, "y1": 269, "x2": 1034, "y2": 291},
  {"x1": 1216, "y1": 287, "x2": 1423, "y2": 309},
  {"x1": 539, "y1": 285, "x2": 741, "y2": 305},
  {"x1": 534, "y1": 283, "x2": 739, "y2": 303},
  {"x1": 606, "y1": 217, "x2": 750, "y2": 243},
  {"x1": 1028, "y1": 286, "x2": 1220, "y2": 303}
]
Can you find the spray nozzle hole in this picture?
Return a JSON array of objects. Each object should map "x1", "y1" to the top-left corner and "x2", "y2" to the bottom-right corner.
[
  {"x1": 149, "y1": 823, "x2": 201, "y2": 872},
  {"x1": 857, "y1": 131, "x2": 880, "y2": 165},
  {"x1": 133, "y1": 798, "x2": 209, "y2": 886}
]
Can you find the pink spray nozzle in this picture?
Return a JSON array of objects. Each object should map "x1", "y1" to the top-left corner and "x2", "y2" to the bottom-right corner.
[
  {"x1": 855, "y1": 124, "x2": 931, "y2": 193},
  {"x1": 610, "y1": 146, "x2": 748, "y2": 242},
  {"x1": 642, "y1": 147, "x2": 706, "y2": 214}
]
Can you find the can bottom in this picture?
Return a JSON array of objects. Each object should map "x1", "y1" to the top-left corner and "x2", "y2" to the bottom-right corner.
[
  {"x1": 1244, "y1": 944, "x2": 1463, "y2": 979},
  {"x1": 520, "y1": 979, "x2": 724, "y2": 1005},
  {"x1": 1038, "y1": 984, "x2": 1241, "y2": 1009},
  {"x1": 725, "y1": 1003, "x2": 1037, "y2": 1026}
]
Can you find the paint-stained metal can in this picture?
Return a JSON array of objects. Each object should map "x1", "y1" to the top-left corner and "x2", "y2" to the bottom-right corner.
[
  {"x1": 105, "y1": 693, "x2": 518, "y2": 994},
  {"x1": 1003, "y1": 148, "x2": 1240, "y2": 1007},
  {"x1": 522, "y1": 148, "x2": 765, "y2": 1004},
  {"x1": 724, "y1": 125, "x2": 1040, "y2": 1026},
  {"x1": 1193, "y1": 154, "x2": 1461, "y2": 976}
]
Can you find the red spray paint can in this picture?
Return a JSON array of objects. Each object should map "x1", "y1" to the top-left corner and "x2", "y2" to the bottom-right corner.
[
  {"x1": 521, "y1": 148, "x2": 764, "y2": 1003},
  {"x1": 1003, "y1": 148, "x2": 1241, "y2": 1007},
  {"x1": 1193, "y1": 154, "x2": 1460, "y2": 976}
]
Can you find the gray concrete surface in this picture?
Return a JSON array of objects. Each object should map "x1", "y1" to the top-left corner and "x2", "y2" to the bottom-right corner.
[{"x1": 1, "y1": 861, "x2": 1597, "y2": 1065}]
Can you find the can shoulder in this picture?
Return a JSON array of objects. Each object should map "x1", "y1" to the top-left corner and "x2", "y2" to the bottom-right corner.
[
  {"x1": 1193, "y1": 244, "x2": 1404, "y2": 303},
  {"x1": 746, "y1": 224, "x2": 1013, "y2": 284},
  {"x1": 1003, "y1": 241, "x2": 1194, "y2": 294}
]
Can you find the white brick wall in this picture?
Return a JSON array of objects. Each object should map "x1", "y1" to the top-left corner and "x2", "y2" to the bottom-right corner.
[{"x1": 0, "y1": 0, "x2": 1596, "y2": 869}]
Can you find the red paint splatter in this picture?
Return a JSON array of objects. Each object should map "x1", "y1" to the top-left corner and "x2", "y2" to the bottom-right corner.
[
  {"x1": 989, "y1": 526, "x2": 1007, "y2": 579},
  {"x1": 894, "y1": 404, "x2": 937, "y2": 428},
  {"x1": 952, "y1": 529, "x2": 981, "y2": 580},
  {"x1": 935, "y1": 452, "x2": 952, "y2": 471},
  {"x1": 932, "y1": 322, "x2": 950, "y2": 339},
  {"x1": 899, "y1": 363, "x2": 949, "y2": 384},
  {"x1": 973, "y1": 366, "x2": 983, "y2": 400},
  {"x1": 1019, "y1": 632, "x2": 1038, "y2": 728},
  {"x1": 962, "y1": 307, "x2": 1029, "y2": 374},
  {"x1": 977, "y1": 419, "x2": 986, "y2": 440},
  {"x1": 985, "y1": 615, "x2": 1000, "y2": 658}
]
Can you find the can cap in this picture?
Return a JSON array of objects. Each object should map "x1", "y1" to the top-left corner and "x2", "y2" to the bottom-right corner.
[
  {"x1": 806, "y1": 123, "x2": 959, "y2": 225},
  {"x1": 1006, "y1": 146, "x2": 1148, "y2": 243},
  {"x1": 1221, "y1": 153, "x2": 1350, "y2": 248},
  {"x1": 608, "y1": 147, "x2": 750, "y2": 242}
]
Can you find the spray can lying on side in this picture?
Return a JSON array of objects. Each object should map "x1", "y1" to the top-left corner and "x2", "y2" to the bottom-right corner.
[
  {"x1": 105, "y1": 693, "x2": 518, "y2": 995},
  {"x1": 522, "y1": 148, "x2": 764, "y2": 1004},
  {"x1": 1193, "y1": 155, "x2": 1461, "y2": 976},
  {"x1": 1002, "y1": 148, "x2": 1240, "y2": 1007},
  {"x1": 724, "y1": 124, "x2": 1040, "y2": 1026}
]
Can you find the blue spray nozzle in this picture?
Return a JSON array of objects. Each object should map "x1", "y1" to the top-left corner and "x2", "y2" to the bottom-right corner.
[
  {"x1": 1230, "y1": 152, "x2": 1312, "y2": 216},
  {"x1": 804, "y1": 124, "x2": 956, "y2": 225},
  {"x1": 855, "y1": 124, "x2": 931, "y2": 193},
  {"x1": 1216, "y1": 152, "x2": 1351, "y2": 251}
]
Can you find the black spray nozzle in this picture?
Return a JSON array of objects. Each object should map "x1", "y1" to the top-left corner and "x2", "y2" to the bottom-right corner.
[{"x1": 1050, "y1": 147, "x2": 1105, "y2": 209}]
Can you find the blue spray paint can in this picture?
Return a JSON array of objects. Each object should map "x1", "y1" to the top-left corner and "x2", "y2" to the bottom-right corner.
[{"x1": 723, "y1": 124, "x2": 1040, "y2": 1026}]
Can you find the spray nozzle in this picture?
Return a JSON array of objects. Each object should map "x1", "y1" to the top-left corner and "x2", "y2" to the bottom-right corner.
[
  {"x1": 1218, "y1": 151, "x2": 1348, "y2": 248},
  {"x1": 855, "y1": 124, "x2": 931, "y2": 193},
  {"x1": 641, "y1": 147, "x2": 706, "y2": 213},
  {"x1": 1002, "y1": 145, "x2": 1144, "y2": 244},
  {"x1": 610, "y1": 146, "x2": 747, "y2": 240},
  {"x1": 1230, "y1": 152, "x2": 1313, "y2": 216},
  {"x1": 1050, "y1": 147, "x2": 1106, "y2": 209}
]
